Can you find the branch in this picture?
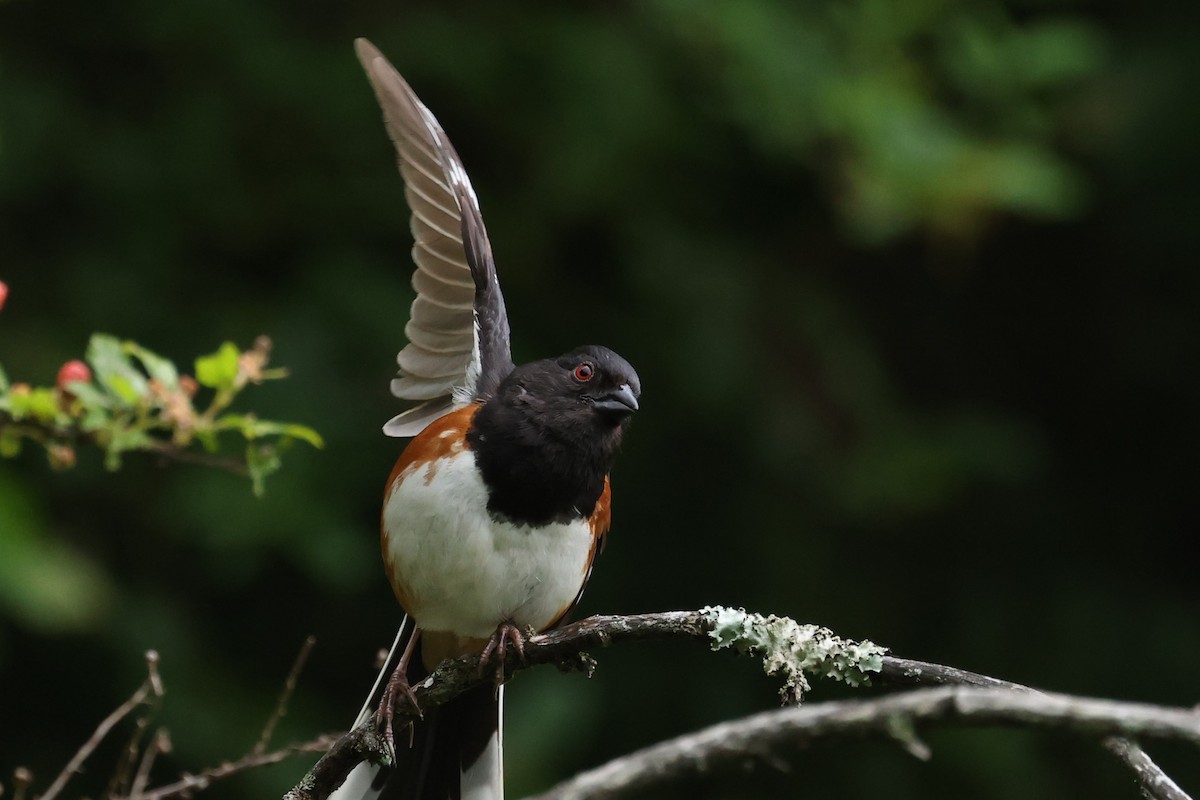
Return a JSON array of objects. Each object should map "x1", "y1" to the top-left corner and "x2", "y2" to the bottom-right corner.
[
  {"x1": 118, "y1": 737, "x2": 336, "y2": 800},
  {"x1": 524, "y1": 686, "x2": 1200, "y2": 800},
  {"x1": 39, "y1": 651, "x2": 164, "y2": 800},
  {"x1": 256, "y1": 635, "x2": 318, "y2": 755},
  {"x1": 289, "y1": 610, "x2": 1195, "y2": 800},
  {"x1": 13, "y1": 640, "x2": 336, "y2": 800},
  {"x1": 878, "y1": 656, "x2": 1193, "y2": 800},
  {"x1": 108, "y1": 637, "x2": 335, "y2": 800},
  {"x1": 284, "y1": 613, "x2": 716, "y2": 800}
]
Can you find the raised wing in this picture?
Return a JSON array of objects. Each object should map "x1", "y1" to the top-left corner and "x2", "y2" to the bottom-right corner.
[{"x1": 355, "y1": 38, "x2": 514, "y2": 437}]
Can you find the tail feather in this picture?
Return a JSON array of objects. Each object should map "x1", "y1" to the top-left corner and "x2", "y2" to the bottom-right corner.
[
  {"x1": 459, "y1": 686, "x2": 503, "y2": 800},
  {"x1": 355, "y1": 619, "x2": 414, "y2": 726},
  {"x1": 327, "y1": 621, "x2": 504, "y2": 800},
  {"x1": 390, "y1": 682, "x2": 501, "y2": 800},
  {"x1": 329, "y1": 617, "x2": 412, "y2": 800}
]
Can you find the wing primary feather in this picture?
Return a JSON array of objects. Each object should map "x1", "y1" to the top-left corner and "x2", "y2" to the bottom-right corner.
[
  {"x1": 356, "y1": 37, "x2": 515, "y2": 433},
  {"x1": 397, "y1": 348, "x2": 472, "y2": 380},
  {"x1": 383, "y1": 398, "x2": 457, "y2": 437},
  {"x1": 402, "y1": 321, "x2": 474, "y2": 354},
  {"x1": 390, "y1": 375, "x2": 459, "y2": 400}
]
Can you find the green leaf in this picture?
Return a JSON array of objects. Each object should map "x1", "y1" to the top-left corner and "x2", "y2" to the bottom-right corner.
[
  {"x1": 110, "y1": 427, "x2": 152, "y2": 452},
  {"x1": 246, "y1": 442, "x2": 281, "y2": 497},
  {"x1": 9, "y1": 387, "x2": 59, "y2": 423},
  {"x1": 209, "y1": 413, "x2": 324, "y2": 450},
  {"x1": 0, "y1": 363, "x2": 9, "y2": 392},
  {"x1": 104, "y1": 374, "x2": 142, "y2": 406},
  {"x1": 103, "y1": 428, "x2": 152, "y2": 470},
  {"x1": 277, "y1": 423, "x2": 324, "y2": 449},
  {"x1": 211, "y1": 413, "x2": 253, "y2": 435},
  {"x1": 215, "y1": 415, "x2": 324, "y2": 448},
  {"x1": 30, "y1": 388, "x2": 60, "y2": 422},
  {"x1": 195, "y1": 342, "x2": 240, "y2": 391},
  {"x1": 66, "y1": 380, "x2": 108, "y2": 405},
  {"x1": 125, "y1": 341, "x2": 180, "y2": 388},
  {"x1": 67, "y1": 381, "x2": 113, "y2": 424},
  {"x1": 87, "y1": 334, "x2": 148, "y2": 407},
  {"x1": 79, "y1": 404, "x2": 110, "y2": 432},
  {"x1": 194, "y1": 429, "x2": 219, "y2": 453}
]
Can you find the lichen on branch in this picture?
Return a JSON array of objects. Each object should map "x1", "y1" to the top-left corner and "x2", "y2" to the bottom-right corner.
[{"x1": 701, "y1": 606, "x2": 886, "y2": 703}]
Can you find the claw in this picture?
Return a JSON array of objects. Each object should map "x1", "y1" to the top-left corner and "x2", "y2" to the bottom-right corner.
[
  {"x1": 373, "y1": 629, "x2": 422, "y2": 756},
  {"x1": 374, "y1": 663, "x2": 422, "y2": 756},
  {"x1": 479, "y1": 621, "x2": 527, "y2": 688}
]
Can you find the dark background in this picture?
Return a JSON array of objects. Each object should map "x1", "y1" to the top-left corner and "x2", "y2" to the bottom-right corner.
[{"x1": 1, "y1": 1, "x2": 1197, "y2": 798}]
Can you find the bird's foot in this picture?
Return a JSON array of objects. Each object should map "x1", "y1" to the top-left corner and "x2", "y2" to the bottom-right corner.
[
  {"x1": 479, "y1": 620, "x2": 527, "y2": 689},
  {"x1": 374, "y1": 661, "x2": 421, "y2": 757}
]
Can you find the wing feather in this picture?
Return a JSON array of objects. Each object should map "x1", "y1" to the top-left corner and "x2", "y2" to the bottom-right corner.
[
  {"x1": 382, "y1": 398, "x2": 458, "y2": 437},
  {"x1": 411, "y1": 269, "x2": 475, "y2": 307},
  {"x1": 396, "y1": 347, "x2": 473, "y2": 379},
  {"x1": 355, "y1": 38, "x2": 514, "y2": 438},
  {"x1": 390, "y1": 376, "x2": 460, "y2": 400}
]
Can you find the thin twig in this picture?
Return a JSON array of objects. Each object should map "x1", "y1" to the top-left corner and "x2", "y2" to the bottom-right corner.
[
  {"x1": 142, "y1": 440, "x2": 249, "y2": 476},
  {"x1": 39, "y1": 651, "x2": 164, "y2": 800},
  {"x1": 0, "y1": 417, "x2": 250, "y2": 477},
  {"x1": 256, "y1": 636, "x2": 318, "y2": 755},
  {"x1": 18, "y1": 641, "x2": 332, "y2": 800},
  {"x1": 129, "y1": 730, "x2": 170, "y2": 798},
  {"x1": 108, "y1": 653, "x2": 168, "y2": 798},
  {"x1": 120, "y1": 737, "x2": 336, "y2": 800},
  {"x1": 12, "y1": 768, "x2": 34, "y2": 800}
]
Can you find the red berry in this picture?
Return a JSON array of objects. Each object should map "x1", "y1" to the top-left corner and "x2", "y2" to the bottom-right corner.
[
  {"x1": 56, "y1": 360, "x2": 92, "y2": 389},
  {"x1": 0, "y1": 280, "x2": 8, "y2": 311}
]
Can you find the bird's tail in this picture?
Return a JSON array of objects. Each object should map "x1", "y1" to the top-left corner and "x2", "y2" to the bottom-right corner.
[
  {"x1": 327, "y1": 619, "x2": 504, "y2": 800},
  {"x1": 327, "y1": 618, "x2": 411, "y2": 800}
]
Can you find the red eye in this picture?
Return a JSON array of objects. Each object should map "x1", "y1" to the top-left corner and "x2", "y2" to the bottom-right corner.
[{"x1": 573, "y1": 363, "x2": 594, "y2": 381}]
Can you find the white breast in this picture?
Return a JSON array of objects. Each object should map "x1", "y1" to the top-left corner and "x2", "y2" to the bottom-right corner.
[{"x1": 383, "y1": 449, "x2": 593, "y2": 639}]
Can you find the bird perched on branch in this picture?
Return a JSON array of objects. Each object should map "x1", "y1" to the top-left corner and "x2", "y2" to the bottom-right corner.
[{"x1": 328, "y1": 39, "x2": 641, "y2": 800}]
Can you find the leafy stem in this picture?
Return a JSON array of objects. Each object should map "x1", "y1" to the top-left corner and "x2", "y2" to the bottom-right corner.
[{"x1": 0, "y1": 334, "x2": 323, "y2": 494}]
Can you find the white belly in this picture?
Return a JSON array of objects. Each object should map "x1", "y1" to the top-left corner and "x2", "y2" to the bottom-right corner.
[{"x1": 382, "y1": 449, "x2": 593, "y2": 638}]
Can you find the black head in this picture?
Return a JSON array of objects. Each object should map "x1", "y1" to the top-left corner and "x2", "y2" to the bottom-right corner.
[
  {"x1": 468, "y1": 345, "x2": 640, "y2": 525},
  {"x1": 553, "y1": 345, "x2": 641, "y2": 420},
  {"x1": 490, "y1": 345, "x2": 640, "y2": 430}
]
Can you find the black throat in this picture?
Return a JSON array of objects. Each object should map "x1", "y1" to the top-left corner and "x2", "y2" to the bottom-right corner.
[{"x1": 467, "y1": 401, "x2": 623, "y2": 526}]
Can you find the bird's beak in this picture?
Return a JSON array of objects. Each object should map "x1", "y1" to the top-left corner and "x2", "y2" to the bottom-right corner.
[{"x1": 591, "y1": 383, "x2": 640, "y2": 417}]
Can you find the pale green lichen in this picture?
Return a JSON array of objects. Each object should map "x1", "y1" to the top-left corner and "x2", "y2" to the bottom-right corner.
[{"x1": 700, "y1": 606, "x2": 887, "y2": 703}]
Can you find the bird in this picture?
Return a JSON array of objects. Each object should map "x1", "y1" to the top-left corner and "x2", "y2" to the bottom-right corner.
[{"x1": 327, "y1": 39, "x2": 641, "y2": 800}]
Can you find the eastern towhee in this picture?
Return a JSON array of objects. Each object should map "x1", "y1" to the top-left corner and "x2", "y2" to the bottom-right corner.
[{"x1": 327, "y1": 40, "x2": 641, "y2": 800}]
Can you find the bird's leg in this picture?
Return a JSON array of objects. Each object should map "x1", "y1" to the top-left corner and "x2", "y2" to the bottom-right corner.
[
  {"x1": 479, "y1": 620, "x2": 527, "y2": 690},
  {"x1": 374, "y1": 628, "x2": 422, "y2": 756}
]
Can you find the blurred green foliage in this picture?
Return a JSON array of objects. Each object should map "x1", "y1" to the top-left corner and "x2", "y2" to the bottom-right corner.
[
  {"x1": 0, "y1": 334, "x2": 321, "y2": 493},
  {"x1": 1, "y1": 0, "x2": 1196, "y2": 798}
]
